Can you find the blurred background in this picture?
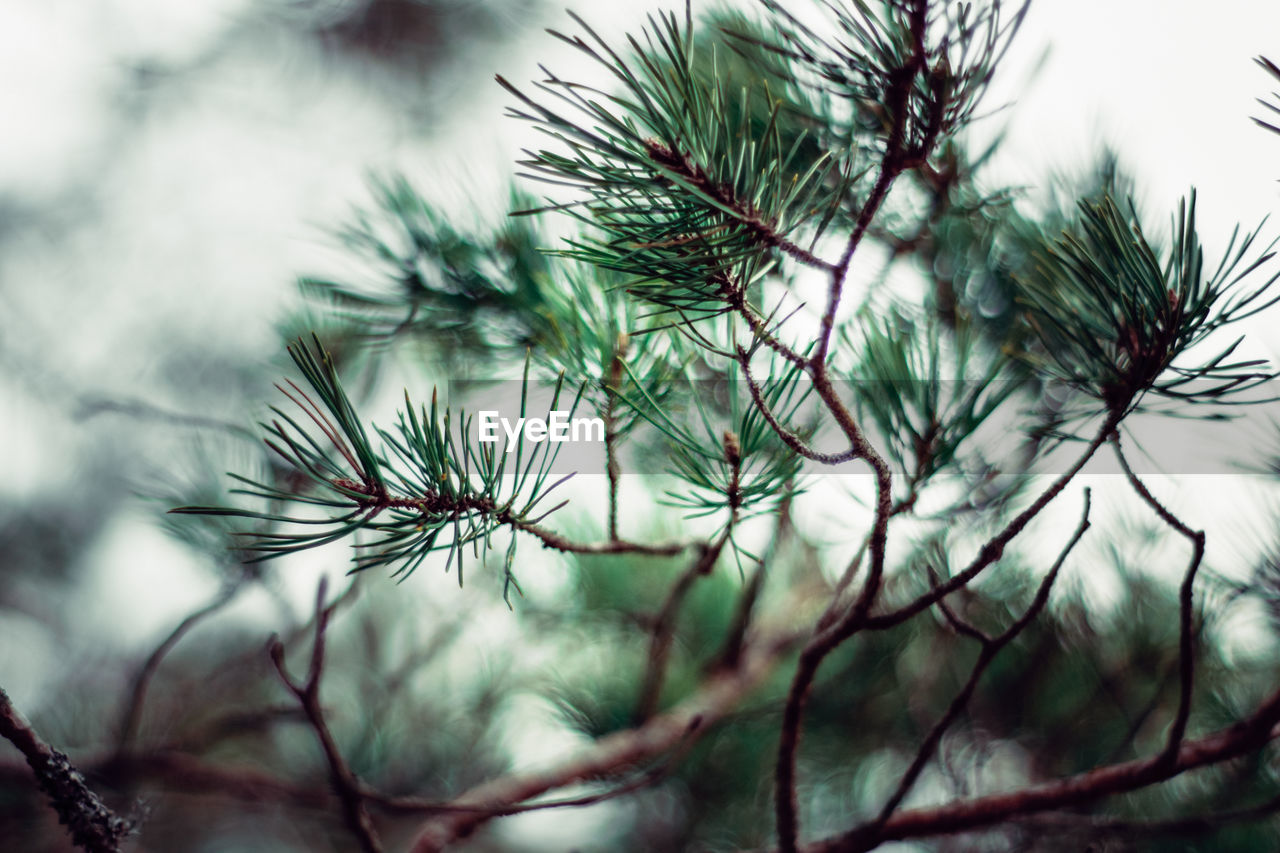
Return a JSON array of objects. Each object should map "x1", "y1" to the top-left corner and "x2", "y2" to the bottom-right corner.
[{"x1": 3, "y1": 1, "x2": 1280, "y2": 851}]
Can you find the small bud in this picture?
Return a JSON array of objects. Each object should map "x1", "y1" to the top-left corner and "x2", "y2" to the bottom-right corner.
[{"x1": 723, "y1": 430, "x2": 741, "y2": 467}]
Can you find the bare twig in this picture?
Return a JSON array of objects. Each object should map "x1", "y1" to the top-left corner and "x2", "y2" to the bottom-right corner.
[
  {"x1": 407, "y1": 629, "x2": 801, "y2": 853},
  {"x1": 116, "y1": 581, "x2": 243, "y2": 753},
  {"x1": 635, "y1": 531, "x2": 732, "y2": 723},
  {"x1": 269, "y1": 578, "x2": 382, "y2": 853},
  {"x1": 863, "y1": 412, "x2": 1122, "y2": 632},
  {"x1": 794, "y1": 681, "x2": 1280, "y2": 851},
  {"x1": 846, "y1": 490, "x2": 1092, "y2": 851},
  {"x1": 816, "y1": 493, "x2": 920, "y2": 634},
  {"x1": 776, "y1": 410, "x2": 1117, "y2": 853},
  {"x1": 1112, "y1": 435, "x2": 1205, "y2": 765},
  {"x1": 0, "y1": 687, "x2": 130, "y2": 853},
  {"x1": 737, "y1": 347, "x2": 857, "y2": 465},
  {"x1": 1016, "y1": 793, "x2": 1280, "y2": 839},
  {"x1": 369, "y1": 720, "x2": 705, "y2": 818}
]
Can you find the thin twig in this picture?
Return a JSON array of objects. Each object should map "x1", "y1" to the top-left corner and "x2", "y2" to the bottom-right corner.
[
  {"x1": 1112, "y1": 435, "x2": 1206, "y2": 766},
  {"x1": 634, "y1": 531, "x2": 732, "y2": 723},
  {"x1": 1016, "y1": 793, "x2": 1280, "y2": 839},
  {"x1": 816, "y1": 492, "x2": 920, "y2": 634},
  {"x1": 511, "y1": 517, "x2": 691, "y2": 556},
  {"x1": 269, "y1": 578, "x2": 382, "y2": 853},
  {"x1": 116, "y1": 581, "x2": 243, "y2": 754},
  {"x1": 407, "y1": 629, "x2": 801, "y2": 853},
  {"x1": 794, "y1": 680, "x2": 1280, "y2": 851},
  {"x1": 863, "y1": 412, "x2": 1122, "y2": 632},
  {"x1": 737, "y1": 347, "x2": 857, "y2": 465},
  {"x1": 847, "y1": 490, "x2": 1092, "y2": 851},
  {"x1": 776, "y1": 410, "x2": 1117, "y2": 853},
  {"x1": 369, "y1": 720, "x2": 706, "y2": 818}
]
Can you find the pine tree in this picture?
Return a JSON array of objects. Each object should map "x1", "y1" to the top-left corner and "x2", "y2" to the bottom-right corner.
[{"x1": 7, "y1": 3, "x2": 1280, "y2": 852}]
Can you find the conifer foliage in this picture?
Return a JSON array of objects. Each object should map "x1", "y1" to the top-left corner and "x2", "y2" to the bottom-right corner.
[
  {"x1": 172, "y1": 3, "x2": 1280, "y2": 851},
  {"x1": 10, "y1": 4, "x2": 1280, "y2": 853}
]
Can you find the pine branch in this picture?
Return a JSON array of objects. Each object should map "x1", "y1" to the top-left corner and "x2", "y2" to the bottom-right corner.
[
  {"x1": 1112, "y1": 435, "x2": 1206, "y2": 767},
  {"x1": 796, "y1": 683, "x2": 1280, "y2": 851},
  {"x1": 269, "y1": 579, "x2": 382, "y2": 853},
  {"x1": 0, "y1": 688, "x2": 131, "y2": 853},
  {"x1": 406, "y1": 629, "x2": 802, "y2": 852}
]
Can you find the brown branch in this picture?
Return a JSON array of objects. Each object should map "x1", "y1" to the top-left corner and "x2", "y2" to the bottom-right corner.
[
  {"x1": 0, "y1": 687, "x2": 130, "y2": 853},
  {"x1": 329, "y1": 477, "x2": 691, "y2": 558},
  {"x1": 848, "y1": 489, "x2": 1092, "y2": 851},
  {"x1": 83, "y1": 750, "x2": 334, "y2": 810},
  {"x1": 369, "y1": 722, "x2": 706, "y2": 819},
  {"x1": 116, "y1": 581, "x2": 243, "y2": 754},
  {"x1": 737, "y1": 300, "x2": 811, "y2": 370},
  {"x1": 737, "y1": 347, "x2": 856, "y2": 465},
  {"x1": 269, "y1": 578, "x2": 383, "y2": 853},
  {"x1": 813, "y1": 0, "x2": 932, "y2": 367},
  {"x1": 1111, "y1": 436, "x2": 1206, "y2": 766},
  {"x1": 0, "y1": 738, "x2": 694, "y2": 824},
  {"x1": 510, "y1": 517, "x2": 690, "y2": 556},
  {"x1": 407, "y1": 629, "x2": 801, "y2": 853},
  {"x1": 635, "y1": 531, "x2": 732, "y2": 724},
  {"x1": 795, "y1": 683, "x2": 1280, "y2": 851},
  {"x1": 815, "y1": 540, "x2": 870, "y2": 634},
  {"x1": 816, "y1": 492, "x2": 920, "y2": 635},
  {"x1": 863, "y1": 412, "x2": 1122, "y2": 632},
  {"x1": 775, "y1": 367, "x2": 895, "y2": 853},
  {"x1": 776, "y1": 409, "x2": 1118, "y2": 853},
  {"x1": 1016, "y1": 793, "x2": 1280, "y2": 839}
]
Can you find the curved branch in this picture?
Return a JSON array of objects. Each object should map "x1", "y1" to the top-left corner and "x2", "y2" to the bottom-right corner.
[
  {"x1": 0, "y1": 688, "x2": 130, "y2": 853},
  {"x1": 737, "y1": 348, "x2": 856, "y2": 465},
  {"x1": 863, "y1": 412, "x2": 1121, "y2": 632},
  {"x1": 407, "y1": 630, "x2": 800, "y2": 853},
  {"x1": 797, "y1": 684, "x2": 1280, "y2": 851},
  {"x1": 1111, "y1": 436, "x2": 1205, "y2": 765},
  {"x1": 635, "y1": 530, "x2": 732, "y2": 723},
  {"x1": 775, "y1": 367, "x2": 896, "y2": 853},
  {"x1": 116, "y1": 581, "x2": 243, "y2": 753},
  {"x1": 850, "y1": 489, "x2": 1092, "y2": 851},
  {"x1": 270, "y1": 579, "x2": 382, "y2": 853}
]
